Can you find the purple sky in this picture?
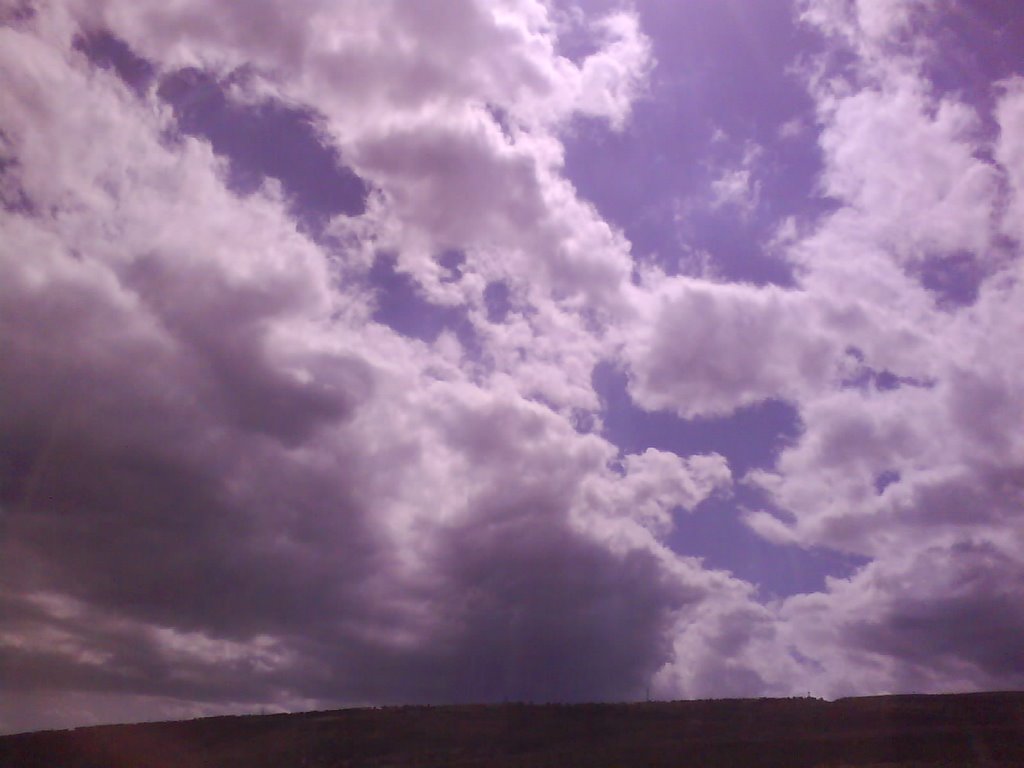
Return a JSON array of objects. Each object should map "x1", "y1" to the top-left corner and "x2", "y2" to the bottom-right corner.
[{"x1": 2, "y1": 0, "x2": 1024, "y2": 734}]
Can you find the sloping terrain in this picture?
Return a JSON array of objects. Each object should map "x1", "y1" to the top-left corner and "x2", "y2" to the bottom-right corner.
[{"x1": 1, "y1": 692, "x2": 1022, "y2": 767}]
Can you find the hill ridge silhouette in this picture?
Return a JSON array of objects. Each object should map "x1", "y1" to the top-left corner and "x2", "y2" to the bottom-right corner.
[{"x1": 2, "y1": 691, "x2": 1023, "y2": 767}]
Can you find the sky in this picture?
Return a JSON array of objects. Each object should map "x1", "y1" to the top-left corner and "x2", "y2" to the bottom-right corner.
[{"x1": 1, "y1": 0, "x2": 1024, "y2": 735}]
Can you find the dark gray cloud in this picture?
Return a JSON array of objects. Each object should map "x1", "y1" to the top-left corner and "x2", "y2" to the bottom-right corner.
[
  {"x1": 848, "y1": 542, "x2": 1024, "y2": 687},
  {"x1": 0, "y1": 372, "x2": 715, "y2": 715},
  {"x1": 0, "y1": 71, "x2": 720, "y2": 722}
]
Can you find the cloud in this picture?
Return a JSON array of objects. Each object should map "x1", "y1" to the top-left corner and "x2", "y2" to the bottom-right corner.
[
  {"x1": 728, "y1": 0, "x2": 1024, "y2": 697},
  {"x1": 3, "y1": 0, "x2": 1024, "y2": 733},
  {"x1": 814, "y1": 69, "x2": 999, "y2": 264},
  {"x1": 621, "y1": 276, "x2": 839, "y2": 419},
  {"x1": 995, "y1": 76, "x2": 1024, "y2": 243},
  {"x1": 0, "y1": 1, "x2": 751, "y2": 733},
  {"x1": 775, "y1": 539, "x2": 1024, "y2": 698},
  {"x1": 798, "y1": 0, "x2": 925, "y2": 52},
  {"x1": 709, "y1": 142, "x2": 763, "y2": 218},
  {"x1": 606, "y1": 0, "x2": 1024, "y2": 700}
]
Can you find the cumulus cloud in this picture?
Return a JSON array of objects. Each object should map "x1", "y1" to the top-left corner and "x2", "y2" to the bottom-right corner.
[
  {"x1": 593, "y1": 0, "x2": 1024, "y2": 700},
  {"x1": 813, "y1": 66, "x2": 999, "y2": 263},
  {"x1": 3, "y1": 0, "x2": 1024, "y2": 734},
  {"x1": 0, "y1": 0, "x2": 748, "y2": 734},
  {"x1": 622, "y1": 276, "x2": 839, "y2": 419},
  {"x1": 731, "y1": 0, "x2": 1024, "y2": 697}
]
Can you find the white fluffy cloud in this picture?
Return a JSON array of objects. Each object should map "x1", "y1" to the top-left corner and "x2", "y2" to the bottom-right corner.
[
  {"x1": 2, "y1": 0, "x2": 1024, "y2": 733},
  {"x1": 734, "y1": 0, "x2": 1024, "y2": 697},
  {"x1": 596, "y1": 0, "x2": 1024, "y2": 700},
  {"x1": 622, "y1": 276, "x2": 840, "y2": 419},
  {"x1": 0, "y1": 0, "x2": 750, "y2": 733}
]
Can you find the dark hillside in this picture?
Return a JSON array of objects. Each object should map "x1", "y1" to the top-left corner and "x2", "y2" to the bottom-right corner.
[{"x1": 1, "y1": 691, "x2": 1022, "y2": 767}]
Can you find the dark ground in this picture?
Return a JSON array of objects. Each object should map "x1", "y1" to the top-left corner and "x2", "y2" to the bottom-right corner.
[{"x1": 1, "y1": 691, "x2": 1022, "y2": 767}]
